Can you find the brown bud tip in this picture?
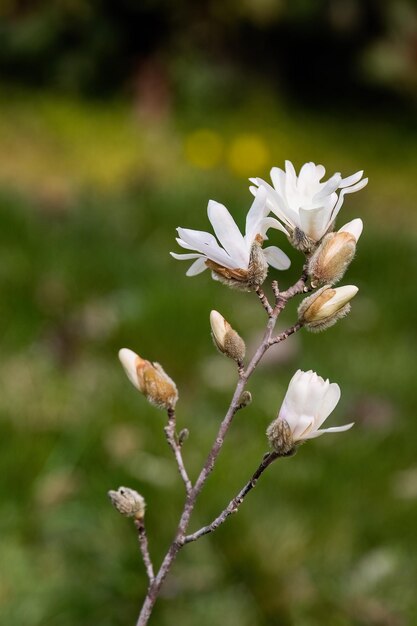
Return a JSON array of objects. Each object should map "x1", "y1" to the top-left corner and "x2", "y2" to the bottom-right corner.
[
  {"x1": 210, "y1": 311, "x2": 246, "y2": 362},
  {"x1": 108, "y1": 486, "x2": 146, "y2": 519},
  {"x1": 118, "y1": 348, "x2": 178, "y2": 410},
  {"x1": 266, "y1": 418, "x2": 295, "y2": 455}
]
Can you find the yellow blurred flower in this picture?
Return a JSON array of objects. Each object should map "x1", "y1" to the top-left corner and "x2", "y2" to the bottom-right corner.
[
  {"x1": 184, "y1": 129, "x2": 224, "y2": 170},
  {"x1": 227, "y1": 133, "x2": 269, "y2": 177}
]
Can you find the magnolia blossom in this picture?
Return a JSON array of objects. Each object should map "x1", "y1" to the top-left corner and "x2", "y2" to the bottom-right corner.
[
  {"x1": 170, "y1": 187, "x2": 290, "y2": 287},
  {"x1": 269, "y1": 370, "x2": 353, "y2": 449},
  {"x1": 250, "y1": 161, "x2": 368, "y2": 243}
]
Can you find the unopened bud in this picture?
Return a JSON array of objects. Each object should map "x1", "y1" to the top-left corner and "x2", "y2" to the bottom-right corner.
[
  {"x1": 178, "y1": 428, "x2": 189, "y2": 445},
  {"x1": 108, "y1": 486, "x2": 146, "y2": 519},
  {"x1": 210, "y1": 310, "x2": 246, "y2": 363},
  {"x1": 266, "y1": 418, "x2": 295, "y2": 455},
  {"x1": 298, "y1": 285, "x2": 359, "y2": 332},
  {"x1": 118, "y1": 348, "x2": 178, "y2": 410},
  {"x1": 308, "y1": 219, "x2": 363, "y2": 287},
  {"x1": 238, "y1": 390, "x2": 252, "y2": 410},
  {"x1": 247, "y1": 239, "x2": 268, "y2": 288}
]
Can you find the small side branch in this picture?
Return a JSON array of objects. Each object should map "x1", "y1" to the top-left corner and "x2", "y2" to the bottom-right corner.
[
  {"x1": 184, "y1": 450, "x2": 288, "y2": 544},
  {"x1": 270, "y1": 321, "x2": 303, "y2": 345},
  {"x1": 255, "y1": 286, "x2": 273, "y2": 316},
  {"x1": 134, "y1": 519, "x2": 155, "y2": 584},
  {"x1": 165, "y1": 408, "x2": 193, "y2": 493}
]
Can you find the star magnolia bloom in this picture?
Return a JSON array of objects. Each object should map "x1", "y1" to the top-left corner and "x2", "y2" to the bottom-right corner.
[
  {"x1": 170, "y1": 187, "x2": 290, "y2": 287},
  {"x1": 270, "y1": 370, "x2": 353, "y2": 450},
  {"x1": 250, "y1": 161, "x2": 368, "y2": 244}
]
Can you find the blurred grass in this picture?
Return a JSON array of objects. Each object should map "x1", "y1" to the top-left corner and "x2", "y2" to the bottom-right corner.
[{"x1": 0, "y1": 87, "x2": 416, "y2": 626}]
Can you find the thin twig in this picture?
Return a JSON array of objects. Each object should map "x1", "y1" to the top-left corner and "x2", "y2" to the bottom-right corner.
[
  {"x1": 164, "y1": 408, "x2": 193, "y2": 494},
  {"x1": 184, "y1": 451, "x2": 282, "y2": 543},
  {"x1": 134, "y1": 519, "x2": 155, "y2": 584},
  {"x1": 255, "y1": 286, "x2": 273, "y2": 316},
  {"x1": 271, "y1": 280, "x2": 280, "y2": 301},
  {"x1": 270, "y1": 321, "x2": 303, "y2": 345}
]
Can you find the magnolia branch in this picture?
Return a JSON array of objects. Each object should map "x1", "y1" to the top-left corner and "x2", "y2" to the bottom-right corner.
[
  {"x1": 134, "y1": 519, "x2": 155, "y2": 584},
  {"x1": 184, "y1": 450, "x2": 285, "y2": 544},
  {"x1": 135, "y1": 272, "x2": 310, "y2": 626},
  {"x1": 164, "y1": 408, "x2": 192, "y2": 494},
  {"x1": 255, "y1": 286, "x2": 273, "y2": 316}
]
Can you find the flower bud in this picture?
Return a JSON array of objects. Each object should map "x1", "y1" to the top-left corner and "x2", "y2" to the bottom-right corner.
[
  {"x1": 118, "y1": 348, "x2": 178, "y2": 410},
  {"x1": 247, "y1": 239, "x2": 268, "y2": 289},
  {"x1": 298, "y1": 285, "x2": 358, "y2": 332},
  {"x1": 108, "y1": 486, "x2": 146, "y2": 519},
  {"x1": 210, "y1": 310, "x2": 246, "y2": 363},
  {"x1": 266, "y1": 418, "x2": 295, "y2": 455},
  {"x1": 238, "y1": 390, "x2": 252, "y2": 410},
  {"x1": 178, "y1": 428, "x2": 189, "y2": 445},
  {"x1": 308, "y1": 219, "x2": 363, "y2": 287}
]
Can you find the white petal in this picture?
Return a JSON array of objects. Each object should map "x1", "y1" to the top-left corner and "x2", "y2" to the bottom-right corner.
[
  {"x1": 263, "y1": 246, "x2": 291, "y2": 270},
  {"x1": 170, "y1": 252, "x2": 204, "y2": 260},
  {"x1": 245, "y1": 186, "x2": 268, "y2": 243},
  {"x1": 298, "y1": 205, "x2": 332, "y2": 241},
  {"x1": 257, "y1": 217, "x2": 289, "y2": 238},
  {"x1": 303, "y1": 423, "x2": 354, "y2": 439},
  {"x1": 177, "y1": 227, "x2": 233, "y2": 268},
  {"x1": 338, "y1": 218, "x2": 363, "y2": 241},
  {"x1": 186, "y1": 257, "x2": 208, "y2": 276},
  {"x1": 270, "y1": 166, "x2": 286, "y2": 191},
  {"x1": 207, "y1": 201, "x2": 248, "y2": 267},
  {"x1": 254, "y1": 179, "x2": 299, "y2": 229},
  {"x1": 118, "y1": 348, "x2": 140, "y2": 390},
  {"x1": 293, "y1": 414, "x2": 315, "y2": 440},
  {"x1": 177, "y1": 227, "x2": 221, "y2": 250},
  {"x1": 313, "y1": 173, "x2": 342, "y2": 200},
  {"x1": 315, "y1": 382, "x2": 341, "y2": 429},
  {"x1": 330, "y1": 177, "x2": 368, "y2": 222},
  {"x1": 176, "y1": 237, "x2": 196, "y2": 251},
  {"x1": 339, "y1": 170, "x2": 364, "y2": 188}
]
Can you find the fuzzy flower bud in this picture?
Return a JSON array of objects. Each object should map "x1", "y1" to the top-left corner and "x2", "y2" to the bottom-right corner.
[
  {"x1": 210, "y1": 310, "x2": 246, "y2": 362},
  {"x1": 308, "y1": 218, "x2": 363, "y2": 287},
  {"x1": 108, "y1": 486, "x2": 146, "y2": 519},
  {"x1": 298, "y1": 284, "x2": 358, "y2": 332},
  {"x1": 266, "y1": 417, "x2": 295, "y2": 455},
  {"x1": 118, "y1": 348, "x2": 178, "y2": 409}
]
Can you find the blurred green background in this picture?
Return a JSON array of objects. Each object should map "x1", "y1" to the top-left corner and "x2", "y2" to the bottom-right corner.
[{"x1": 0, "y1": 1, "x2": 416, "y2": 625}]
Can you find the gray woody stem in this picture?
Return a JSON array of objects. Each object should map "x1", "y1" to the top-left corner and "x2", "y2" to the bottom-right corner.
[
  {"x1": 164, "y1": 408, "x2": 192, "y2": 494},
  {"x1": 184, "y1": 449, "x2": 295, "y2": 544},
  {"x1": 134, "y1": 519, "x2": 155, "y2": 584},
  {"x1": 135, "y1": 272, "x2": 309, "y2": 626}
]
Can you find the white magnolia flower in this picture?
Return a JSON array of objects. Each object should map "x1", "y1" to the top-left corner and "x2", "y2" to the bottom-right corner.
[
  {"x1": 267, "y1": 369, "x2": 353, "y2": 452},
  {"x1": 250, "y1": 161, "x2": 368, "y2": 245},
  {"x1": 170, "y1": 187, "x2": 290, "y2": 289}
]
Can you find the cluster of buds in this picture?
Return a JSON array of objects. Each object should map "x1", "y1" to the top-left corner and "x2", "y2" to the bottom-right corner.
[
  {"x1": 118, "y1": 348, "x2": 178, "y2": 410},
  {"x1": 298, "y1": 285, "x2": 358, "y2": 332}
]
